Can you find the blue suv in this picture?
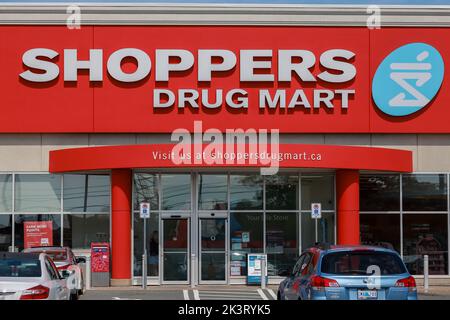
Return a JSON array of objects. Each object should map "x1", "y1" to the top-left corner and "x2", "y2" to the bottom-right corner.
[{"x1": 277, "y1": 245, "x2": 417, "y2": 300}]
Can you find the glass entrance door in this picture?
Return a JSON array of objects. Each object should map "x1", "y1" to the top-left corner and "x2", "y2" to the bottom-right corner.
[
  {"x1": 161, "y1": 218, "x2": 189, "y2": 284},
  {"x1": 199, "y1": 217, "x2": 227, "y2": 283}
]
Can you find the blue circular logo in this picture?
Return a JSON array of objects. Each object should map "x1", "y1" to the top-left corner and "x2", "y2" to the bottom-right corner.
[{"x1": 372, "y1": 42, "x2": 444, "y2": 117}]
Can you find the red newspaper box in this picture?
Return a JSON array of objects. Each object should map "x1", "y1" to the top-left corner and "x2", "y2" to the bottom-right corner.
[{"x1": 90, "y1": 242, "x2": 110, "y2": 286}]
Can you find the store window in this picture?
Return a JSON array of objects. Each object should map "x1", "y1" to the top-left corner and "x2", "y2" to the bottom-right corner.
[
  {"x1": 63, "y1": 174, "x2": 110, "y2": 213},
  {"x1": 0, "y1": 215, "x2": 12, "y2": 251},
  {"x1": 265, "y1": 175, "x2": 299, "y2": 210},
  {"x1": 161, "y1": 174, "x2": 191, "y2": 210},
  {"x1": 134, "y1": 173, "x2": 159, "y2": 211},
  {"x1": 266, "y1": 213, "x2": 298, "y2": 276},
  {"x1": 301, "y1": 212, "x2": 335, "y2": 250},
  {"x1": 15, "y1": 174, "x2": 61, "y2": 212},
  {"x1": 402, "y1": 174, "x2": 448, "y2": 212},
  {"x1": 230, "y1": 212, "x2": 263, "y2": 276},
  {"x1": 301, "y1": 175, "x2": 334, "y2": 210},
  {"x1": 63, "y1": 214, "x2": 109, "y2": 249},
  {"x1": 0, "y1": 174, "x2": 12, "y2": 212},
  {"x1": 133, "y1": 212, "x2": 159, "y2": 277},
  {"x1": 360, "y1": 214, "x2": 401, "y2": 252},
  {"x1": 360, "y1": 175, "x2": 400, "y2": 211},
  {"x1": 403, "y1": 214, "x2": 448, "y2": 275},
  {"x1": 230, "y1": 175, "x2": 263, "y2": 210},
  {"x1": 198, "y1": 175, "x2": 227, "y2": 210},
  {"x1": 14, "y1": 214, "x2": 61, "y2": 251}
]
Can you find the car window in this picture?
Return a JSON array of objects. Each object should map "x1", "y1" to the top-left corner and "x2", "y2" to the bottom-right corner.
[
  {"x1": 0, "y1": 258, "x2": 42, "y2": 277},
  {"x1": 298, "y1": 253, "x2": 312, "y2": 276},
  {"x1": 292, "y1": 254, "x2": 306, "y2": 276},
  {"x1": 321, "y1": 250, "x2": 407, "y2": 275},
  {"x1": 45, "y1": 258, "x2": 59, "y2": 280}
]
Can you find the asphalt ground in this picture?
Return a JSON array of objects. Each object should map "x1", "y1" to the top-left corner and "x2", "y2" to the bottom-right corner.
[{"x1": 79, "y1": 286, "x2": 450, "y2": 300}]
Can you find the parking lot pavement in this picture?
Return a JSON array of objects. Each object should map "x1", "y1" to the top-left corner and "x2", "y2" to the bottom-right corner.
[
  {"x1": 79, "y1": 286, "x2": 450, "y2": 300},
  {"x1": 79, "y1": 287, "x2": 278, "y2": 300}
]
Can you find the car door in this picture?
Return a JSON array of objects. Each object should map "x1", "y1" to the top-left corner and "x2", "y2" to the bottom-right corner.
[
  {"x1": 291, "y1": 253, "x2": 313, "y2": 300},
  {"x1": 45, "y1": 258, "x2": 69, "y2": 300},
  {"x1": 284, "y1": 254, "x2": 306, "y2": 300}
]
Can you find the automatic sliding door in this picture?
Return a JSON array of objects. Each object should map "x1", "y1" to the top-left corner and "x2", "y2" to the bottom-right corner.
[
  {"x1": 199, "y1": 218, "x2": 227, "y2": 283},
  {"x1": 162, "y1": 218, "x2": 189, "y2": 283}
]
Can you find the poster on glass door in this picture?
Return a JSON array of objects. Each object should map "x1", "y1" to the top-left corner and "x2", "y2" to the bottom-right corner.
[{"x1": 23, "y1": 221, "x2": 53, "y2": 249}]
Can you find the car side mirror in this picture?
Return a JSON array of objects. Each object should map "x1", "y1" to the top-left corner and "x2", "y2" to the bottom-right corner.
[
  {"x1": 277, "y1": 269, "x2": 291, "y2": 277},
  {"x1": 61, "y1": 269, "x2": 75, "y2": 279},
  {"x1": 76, "y1": 257, "x2": 86, "y2": 264}
]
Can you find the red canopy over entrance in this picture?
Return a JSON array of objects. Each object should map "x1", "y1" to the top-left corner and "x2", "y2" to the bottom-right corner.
[
  {"x1": 49, "y1": 144, "x2": 412, "y2": 173},
  {"x1": 48, "y1": 144, "x2": 412, "y2": 286}
]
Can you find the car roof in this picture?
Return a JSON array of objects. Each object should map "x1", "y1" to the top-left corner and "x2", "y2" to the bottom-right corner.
[
  {"x1": 320, "y1": 245, "x2": 398, "y2": 254},
  {"x1": 23, "y1": 246, "x2": 69, "y2": 252},
  {"x1": 0, "y1": 252, "x2": 42, "y2": 260},
  {"x1": 308, "y1": 244, "x2": 398, "y2": 254}
]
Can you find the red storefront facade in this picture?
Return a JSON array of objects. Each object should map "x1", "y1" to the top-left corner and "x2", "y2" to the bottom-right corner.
[{"x1": 1, "y1": 4, "x2": 450, "y2": 285}]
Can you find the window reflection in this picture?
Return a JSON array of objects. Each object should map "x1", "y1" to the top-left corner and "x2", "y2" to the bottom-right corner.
[
  {"x1": 230, "y1": 175, "x2": 263, "y2": 210},
  {"x1": 0, "y1": 215, "x2": 12, "y2": 251},
  {"x1": 198, "y1": 175, "x2": 227, "y2": 210},
  {"x1": 360, "y1": 214, "x2": 401, "y2": 252},
  {"x1": 265, "y1": 175, "x2": 299, "y2": 210},
  {"x1": 134, "y1": 173, "x2": 159, "y2": 211},
  {"x1": 63, "y1": 214, "x2": 109, "y2": 249},
  {"x1": 63, "y1": 174, "x2": 110, "y2": 213},
  {"x1": 161, "y1": 175, "x2": 191, "y2": 210},
  {"x1": 403, "y1": 214, "x2": 448, "y2": 275},
  {"x1": 301, "y1": 175, "x2": 334, "y2": 210},
  {"x1": 266, "y1": 213, "x2": 298, "y2": 276},
  {"x1": 15, "y1": 175, "x2": 61, "y2": 212},
  {"x1": 403, "y1": 174, "x2": 447, "y2": 211},
  {"x1": 230, "y1": 212, "x2": 263, "y2": 276},
  {"x1": 0, "y1": 174, "x2": 12, "y2": 212},
  {"x1": 133, "y1": 212, "x2": 159, "y2": 277},
  {"x1": 360, "y1": 175, "x2": 400, "y2": 211}
]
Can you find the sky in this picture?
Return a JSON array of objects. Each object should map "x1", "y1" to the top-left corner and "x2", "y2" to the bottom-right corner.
[{"x1": 1, "y1": 0, "x2": 450, "y2": 5}]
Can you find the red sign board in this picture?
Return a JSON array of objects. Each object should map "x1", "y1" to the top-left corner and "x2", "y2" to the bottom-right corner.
[
  {"x1": 0, "y1": 26, "x2": 449, "y2": 133},
  {"x1": 23, "y1": 221, "x2": 53, "y2": 249}
]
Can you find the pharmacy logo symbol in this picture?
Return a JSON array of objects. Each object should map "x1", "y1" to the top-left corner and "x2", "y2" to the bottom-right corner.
[{"x1": 372, "y1": 43, "x2": 444, "y2": 117}]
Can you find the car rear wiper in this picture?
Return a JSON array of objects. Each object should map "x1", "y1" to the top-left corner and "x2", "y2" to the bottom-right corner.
[{"x1": 338, "y1": 270, "x2": 368, "y2": 275}]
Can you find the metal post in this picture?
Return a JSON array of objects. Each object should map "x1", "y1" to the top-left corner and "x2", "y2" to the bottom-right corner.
[
  {"x1": 315, "y1": 219, "x2": 318, "y2": 243},
  {"x1": 261, "y1": 257, "x2": 266, "y2": 290},
  {"x1": 142, "y1": 217, "x2": 147, "y2": 289},
  {"x1": 424, "y1": 255, "x2": 429, "y2": 293},
  {"x1": 85, "y1": 256, "x2": 91, "y2": 290},
  {"x1": 191, "y1": 253, "x2": 195, "y2": 288}
]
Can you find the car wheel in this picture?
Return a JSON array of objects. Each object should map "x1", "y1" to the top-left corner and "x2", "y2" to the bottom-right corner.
[
  {"x1": 277, "y1": 291, "x2": 281, "y2": 300},
  {"x1": 70, "y1": 292, "x2": 79, "y2": 300}
]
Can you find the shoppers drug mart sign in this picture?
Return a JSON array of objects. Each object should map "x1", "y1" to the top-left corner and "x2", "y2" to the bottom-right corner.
[
  {"x1": 20, "y1": 48, "x2": 356, "y2": 111},
  {"x1": 1, "y1": 26, "x2": 450, "y2": 133},
  {"x1": 372, "y1": 42, "x2": 444, "y2": 117}
]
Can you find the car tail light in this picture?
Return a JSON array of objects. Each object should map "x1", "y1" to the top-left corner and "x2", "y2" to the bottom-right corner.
[
  {"x1": 20, "y1": 285, "x2": 50, "y2": 300},
  {"x1": 311, "y1": 275, "x2": 340, "y2": 288},
  {"x1": 395, "y1": 276, "x2": 417, "y2": 292}
]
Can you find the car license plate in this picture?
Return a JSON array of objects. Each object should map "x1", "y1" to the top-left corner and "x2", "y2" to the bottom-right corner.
[{"x1": 357, "y1": 289, "x2": 378, "y2": 300}]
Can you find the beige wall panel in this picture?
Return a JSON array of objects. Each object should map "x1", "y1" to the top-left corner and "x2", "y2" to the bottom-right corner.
[
  {"x1": 417, "y1": 135, "x2": 450, "y2": 172},
  {"x1": 41, "y1": 134, "x2": 89, "y2": 172},
  {"x1": 0, "y1": 134, "x2": 42, "y2": 172},
  {"x1": 279, "y1": 134, "x2": 325, "y2": 144},
  {"x1": 324, "y1": 134, "x2": 371, "y2": 146},
  {"x1": 136, "y1": 133, "x2": 175, "y2": 144},
  {"x1": 88, "y1": 134, "x2": 137, "y2": 146}
]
